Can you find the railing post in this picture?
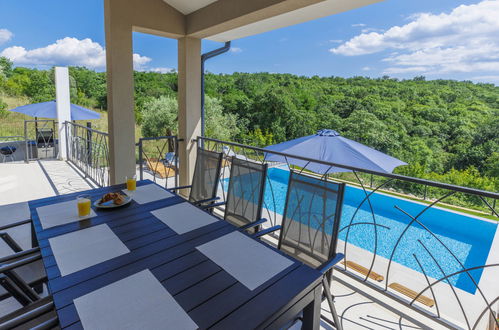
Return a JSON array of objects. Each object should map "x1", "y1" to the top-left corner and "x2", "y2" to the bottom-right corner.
[
  {"x1": 24, "y1": 120, "x2": 29, "y2": 163},
  {"x1": 86, "y1": 122, "x2": 92, "y2": 165},
  {"x1": 493, "y1": 199, "x2": 497, "y2": 216},
  {"x1": 174, "y1": 137, "x2": 179, "y2": 188},
  {"x1": 423, "y1": 185, "x2": 427, "y2": 200},
  {"x1": 64, "y1": 121, "x2": 69, "y2": 162},
  {"x1": 138, "y1": 139, "x2": 143, "y2": 181}
]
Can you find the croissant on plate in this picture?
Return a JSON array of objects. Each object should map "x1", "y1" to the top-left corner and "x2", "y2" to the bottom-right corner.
[{"x1": 101, "y1": 192, "x2": 125, "y2": 205}]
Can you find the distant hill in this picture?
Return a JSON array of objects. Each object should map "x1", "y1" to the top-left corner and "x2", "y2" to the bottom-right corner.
[{"x1": 0, "y1": 59, "x2": 497, "y2": 195}]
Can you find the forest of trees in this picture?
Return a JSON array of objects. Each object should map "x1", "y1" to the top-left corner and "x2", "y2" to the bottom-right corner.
[{"x1": 0, "y1": 57, "x2": 498, "y2": 195}]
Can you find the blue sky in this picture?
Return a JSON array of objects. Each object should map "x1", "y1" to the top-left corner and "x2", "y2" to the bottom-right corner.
[{"x1": 1, "y1": 0, "x2": 498, "y2": 84}]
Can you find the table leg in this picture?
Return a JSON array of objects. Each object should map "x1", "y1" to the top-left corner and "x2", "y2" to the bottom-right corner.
[{"x1": 302, "y1": 285, "x2": 321, "y2": 330}]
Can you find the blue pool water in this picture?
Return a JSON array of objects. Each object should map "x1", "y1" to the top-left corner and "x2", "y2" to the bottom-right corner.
[{"x1": 223, "y1": 167, "x2": 497, "y2": 294}]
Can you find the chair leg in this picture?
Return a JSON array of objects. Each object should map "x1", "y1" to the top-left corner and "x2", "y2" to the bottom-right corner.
[
  {"x1": 0, "y1": 275, "x2": 32, "y2": 306},
  {"x1": 322, "y1": 277, "x2": 343, "y2": 330},
  {"x1": 0, "y1": 232, "x2": 23, "y2": 253}
]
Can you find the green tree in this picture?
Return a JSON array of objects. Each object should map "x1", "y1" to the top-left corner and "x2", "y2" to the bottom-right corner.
[
  {"x1": 141, "y1": 96, "x2": 178, "y2": 138},
  {"x1": 141, "y1": 95, "x2": 239, "y2": 141}
]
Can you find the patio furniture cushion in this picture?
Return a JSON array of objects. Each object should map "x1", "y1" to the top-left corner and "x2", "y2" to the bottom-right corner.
[
  {"x1": 0, "y1": 146, "x2": 16, "y2": 155},
  {"x1": 151, "y1": 202, "x2": 218, "y2": 235}
]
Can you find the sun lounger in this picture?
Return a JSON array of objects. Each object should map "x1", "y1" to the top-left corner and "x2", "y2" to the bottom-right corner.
[
  {"x1": 146, "y1": 159, "x2": 176, "y2": 179},
  {"x1": 388, "y1": 282, "x2": 435, "y2": 307},
  {"x1": 341, "y1": 260, "x2": 384, "y2": 282}
]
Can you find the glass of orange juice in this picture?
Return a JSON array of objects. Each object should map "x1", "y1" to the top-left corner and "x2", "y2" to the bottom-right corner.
[
  {"x1": 77, "y1": 195, "x2": 92, "y2": 217},
  {"x1": 126, "y1": 174, "x2": 137, "y2": 192}
]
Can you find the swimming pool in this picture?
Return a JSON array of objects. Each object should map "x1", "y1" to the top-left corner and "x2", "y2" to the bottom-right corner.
[{"x1": 223, "y1": 167, "x2": 497, "y2": 294}]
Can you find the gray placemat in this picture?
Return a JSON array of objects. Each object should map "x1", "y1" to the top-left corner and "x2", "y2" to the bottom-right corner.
[
  {"x1": 74, "y1": 269, "x2": 198, "y2": 330},
  {"x1": 49, "y1": 224, "x2": 130, "y2": 276},
  {"x1": 197, "y1": 231, "x2": 294, "y2": 290},
  {"x1": 123, "y1": 183, "x2": 174, "y2": 204},
  {"x1": 36, "y1": 200, "x2": 97, "y2": 230},
  {"x1": 151, "y1": 202, "x2": 218, "y2": 234},
  {"x1": 0, "y1": 202, "x2": 30, "y2": 225}
]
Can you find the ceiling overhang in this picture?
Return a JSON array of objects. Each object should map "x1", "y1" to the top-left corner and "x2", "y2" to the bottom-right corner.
[{"x1": 158, "y1": 0, "x2": 383, "y2": 41}]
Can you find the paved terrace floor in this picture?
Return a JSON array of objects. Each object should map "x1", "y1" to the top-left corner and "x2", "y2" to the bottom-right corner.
[{"x1": 0, "y1": 160, "x2": 445, "y2": 329}]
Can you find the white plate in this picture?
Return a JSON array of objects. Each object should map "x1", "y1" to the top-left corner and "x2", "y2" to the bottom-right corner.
[{"x1": 94, "y1": 195, "x2": 132, "y2": 209}]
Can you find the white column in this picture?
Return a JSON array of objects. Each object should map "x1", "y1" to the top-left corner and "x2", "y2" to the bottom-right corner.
[
  {"x1": 178, "y1": 37, "x2": 202, "y2": 188},
  {"x1": 55, "y1": 67, "x2": 71, "y2": 160},
  {"x1": 104, "y1": 3, "x2": 136, "y2": 185}
]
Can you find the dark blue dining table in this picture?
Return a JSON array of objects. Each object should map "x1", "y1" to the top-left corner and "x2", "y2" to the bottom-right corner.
[{"x1": 29, "y1": 180, "x2": 324, "y2": 329}]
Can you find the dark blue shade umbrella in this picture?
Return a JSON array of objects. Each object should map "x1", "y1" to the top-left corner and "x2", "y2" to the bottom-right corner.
[
  {"x1": 264, "y1": 129, "x2": 407, "y2": 174},
  {"x1": 9, "y1": 101, "x2": 100, "y2": 121}
]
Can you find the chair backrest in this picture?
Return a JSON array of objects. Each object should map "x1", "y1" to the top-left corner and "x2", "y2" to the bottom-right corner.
[
  {"x1": 189, "y1": 148, "x2": 223, "y2": 203},
  {"x1": 224, "y1": 157, "x2": 268, "y2": 229},
  {"x1": 278, "y1": 171, "x2": 345, "y2": 269}
]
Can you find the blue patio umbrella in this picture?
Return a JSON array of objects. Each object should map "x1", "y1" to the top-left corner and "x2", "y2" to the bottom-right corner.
[
  {"x1": 9, "y1": 100, "x2": 100, "y2": 121},
  {"x1": 264, "y1": 129, "x2": 407, "y2": 174}
]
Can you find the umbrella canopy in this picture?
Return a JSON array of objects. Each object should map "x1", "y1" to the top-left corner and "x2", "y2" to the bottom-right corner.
[
  {"x1": 9, "y1": 101, "x2": 100, "y2": 121},
  {"x1": 264, "y1": 129, "x2": 407, "y2": 174}
]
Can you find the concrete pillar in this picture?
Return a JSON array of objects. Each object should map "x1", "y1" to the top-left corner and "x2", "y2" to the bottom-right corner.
[
  {"x1": 55, "y1": 67, "x2": 71, "y2": 160},
  {"x1": 177, "y1": 37, "x2": 201, "y2": 187},
  {"x1": 104, "y1": 2, "x2": 136, "y2": 185}
]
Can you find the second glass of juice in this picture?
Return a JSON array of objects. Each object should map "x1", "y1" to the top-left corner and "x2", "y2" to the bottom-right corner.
[
  {"x1": 126, "y1": 174, "x2": 137, "y2": 191},
  {"x1": 77, "y1": 195, "x2": 91, "y2": 217}
]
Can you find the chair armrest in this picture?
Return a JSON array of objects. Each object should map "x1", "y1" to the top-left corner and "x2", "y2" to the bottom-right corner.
[
  {"x1": 317, "y1": 253, "x2": 345, "y2": 274},
  {"x1": 0, "y1": 219, "x2": 31, "y2": 231},
  {"x1": 238, "y1": 218, "x2": 267, "y2": 231},
  {"x1": 168, "y1": 185, "x2": 192, "y2": 192},
  {"x1": 193, "y1": 196, "x2": 220, "y2": 206},
  {"x1": 251, "y1": 225, "x2": 282, "y2": 239},
  {"x1": 0, "y1": 247, "x2": 40, "y2": 264},
  {"x1": 0, "y1": 253, "x2": 42, "y2": 274},
  {"x1": 201, "y1": 201, "x2": 226, "y2": 210}
]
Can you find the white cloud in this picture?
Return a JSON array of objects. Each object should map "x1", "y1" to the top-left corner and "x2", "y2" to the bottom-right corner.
[
  {"x1": 361, "y1": 28, "x2": 384, "y2": 34},
  {"x1": 362, "y1": 66, "x2": 372, "y2": 71},
  {"x1": 329, "y1": 39, "x2": 343, "y2": 44},
  {"x1": 352, "y1": 23, "x2": 366, "y2": 27},
  {"x1": 331, "y1": 1, "x2": 499, "y2": 75},
  {"x1": 230, "y1": 47, "x2": 242, "y2": 53},
  {"x1": 0, "y1": 37, "x2": 151, "y2": 70},
  {"x1": 0, "y1": 29, "x2": 13, "y2": 45},
  {"x1": 148, "y1": 67, "x2": 175, "y2": 73}
]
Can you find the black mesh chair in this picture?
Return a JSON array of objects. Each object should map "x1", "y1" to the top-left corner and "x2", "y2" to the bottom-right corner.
[
  {"x1": 0, "y1": 146, "x2": 17, "y2": 162},
  {"x1": 170, "y1": 148, "x2": 223, "y2": 205},
  {"x1": 0, "y1": 247, "x2": 47, "y2": 304},
  {"x1": 254, "y1": 171, "x2": 345, "y2": 329},
  {"x1": 36, "y1": 128, "x2": 54, "y2": 148},
  {"x1": 0, "y1": 215, "x2": 45, "y2": 297},
  {"x1": 205, "y1": 157, "x2": 268, "y2": 233},
  {"x1": 0, "y1": 254, "x2": 57, "y2": 329}
]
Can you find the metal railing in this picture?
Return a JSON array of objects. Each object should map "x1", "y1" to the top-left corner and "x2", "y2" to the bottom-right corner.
[
  {"x1": 65, "y1": 121, "x2": 110, "y2": 187},
  {"x1": 197, "y1": 136, "x2": 499, "y2": 330},
  {"x1": 137, "y1": 136, "x2": 179, "y2": 189}
]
